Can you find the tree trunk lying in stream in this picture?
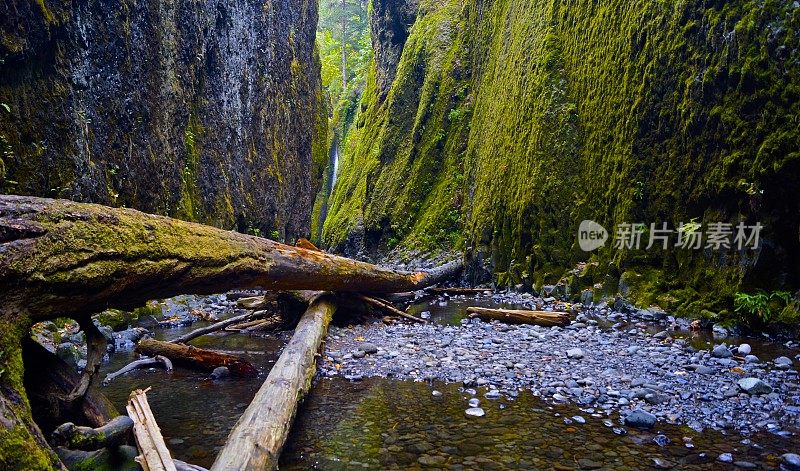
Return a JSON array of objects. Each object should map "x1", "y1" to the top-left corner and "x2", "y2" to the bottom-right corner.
[
  {"x1": 135, "y1": 339, "x2": 258, "y2": 377},
  {"x1": 50, "y1": 415, "x2": 133, "y2": 451},
  {"x1": 466, "y1": 307, "x2": 570, "y2": 326},
  {"x1": 0, "y1": 196, "x2": 461, "y2": 468},
  {"x1": 211, "y1": 294, "x2": 335, "y2": 471}
]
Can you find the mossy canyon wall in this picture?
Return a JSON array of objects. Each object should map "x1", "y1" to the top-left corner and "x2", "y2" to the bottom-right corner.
[
  {"x1": 0, "y1": 0, "x2": 328, "y2": 239},
  {"x1": 323, "y1": 0, "x2": 800, "y2": 319}
]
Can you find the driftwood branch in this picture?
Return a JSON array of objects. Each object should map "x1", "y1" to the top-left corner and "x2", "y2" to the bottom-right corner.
[
  {"x1": 103, "y1": 356, "x2": 173, "y2": 386},
  {"x1": 127, "y1": 388, "x2": 177, "y2": 471},
  {"x1": 211, "y1": 294, "x2": 335, "y2": 471},
  {"x1": 169, "y1": 312, "x2": 256, "y2": 344},
  {"x1": 65, "y1": 319, "x2": 107, "y2": 403},
  {"x1": 467, "y1": 307, "x2": 570, "y2": 326},
  {"x1": 358, "y1": 295, "x2": 426, "y2": 323}
]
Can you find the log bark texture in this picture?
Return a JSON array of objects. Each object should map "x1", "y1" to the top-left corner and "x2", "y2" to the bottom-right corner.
[
  {"x1": 211, "y1": 294, "x2": 335, "y2": 471},
  {"x1": 135, "y1": 339, "x2": 258, "y2": 377},
  {"x1": 467, "y1": 307, "x2": 570, "y2": 326},
  {"x1": 0, "y1": 196, "x2": 458, "y2": 322}
]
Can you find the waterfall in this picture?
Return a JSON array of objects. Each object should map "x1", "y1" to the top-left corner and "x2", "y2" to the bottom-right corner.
[{"x1": 330, "y1": 142, "x2": 340, "y2": 191}]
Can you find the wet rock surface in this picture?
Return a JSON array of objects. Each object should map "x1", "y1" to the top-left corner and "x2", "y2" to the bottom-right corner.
[{"x1": 321, "y1": 293, "x2": 800, "y2": 436}]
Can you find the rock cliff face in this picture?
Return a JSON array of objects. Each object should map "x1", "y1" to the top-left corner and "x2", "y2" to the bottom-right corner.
[
  {"x1": 0, "y1": 0, "x2": 328, "y2": 239},
  {"x1": 370, "y1": 0, "x2": 419, "y2": 99},
  {"x1": 324, "y1": 0, "x2": 800, "y2": 317}
]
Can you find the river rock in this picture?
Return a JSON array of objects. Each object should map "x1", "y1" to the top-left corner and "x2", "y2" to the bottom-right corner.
[
  {"x1": 745, "y1": 355, "x2": 759, "y2": 364},
  {"x1": 360, "y1": 343, "x2": 379, "y2": 355},
  {"x1": 737, "y1": 377, "x2": 772, "y2": 395},
  {"x1": 465, "y1": 407, "x2": 485, "y2": 417},
  {"x1": 737, "y1": 344, "x2": 751, "y2": 355},
  {"x1": 712, "y1": 324, "x2": 729, "y2": 338},
  {"x1": 717, "y1": 453, "x2": 733, "y2": 463},
  {"x1": 56, "y1": 343, "x2": 80, "y2": 370},
  {"x1": 623, "y1": 409, "x2": 656, "y2": 429},
  {"x1": 712, "y1": 344, "x2": 732, "y2": 358},
  {"x1": 468, "y1": 398, "x2": 480, "y2": 407},
  {"x1": 566, "y1": 348, "x2": 584, "y2": 359},
  {"x1": 781, "y1": 453, "x2": 800, "y2": 470},
  {"x1": 774, "y1": 356, "x2": 793, "y2": 368},
  {"x1": 210, "y1": 366, "x2": 230, "y2": 379}
]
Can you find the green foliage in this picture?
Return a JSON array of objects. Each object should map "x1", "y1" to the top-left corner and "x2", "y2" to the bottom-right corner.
[
  {"x1": 317, "y1": 0, "x2": 372, "y2": 108},
  {"x1": 734, "y1": 290, "x2": 793, "y2": 325}
]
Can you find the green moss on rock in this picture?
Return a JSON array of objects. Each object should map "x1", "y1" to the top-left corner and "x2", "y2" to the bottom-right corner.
[{"x1": 326, "y1": 0, "x2": 800, "y2": 318}]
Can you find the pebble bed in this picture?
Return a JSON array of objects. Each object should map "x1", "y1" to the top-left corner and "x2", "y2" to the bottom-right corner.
[{"x1": 321, "y1": 293, "x2": 800, "y2": 437}]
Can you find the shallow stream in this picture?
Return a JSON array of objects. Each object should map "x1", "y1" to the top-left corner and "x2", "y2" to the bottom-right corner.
[{"x1": 97, "y1": 296, "x2": 799, "y2": 469}]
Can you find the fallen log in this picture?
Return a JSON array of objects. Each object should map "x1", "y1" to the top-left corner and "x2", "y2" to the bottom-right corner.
[
  {"x1": 103, "y1": 356, "x2": 173, "y2": 386},
  {"x1": 126, "y1": 388, "x2": 177, "y2": 471},
  {"x1": 225, "y1": 318, "x2": 270, "y2": 331},
  {"x1": 211, "y1": 294, "x2": 335, "y2": 471},
  {"x1": 466, "y1": 307, "x2": 570, "y2": 326},
  {"x1": 236, "y1": 296, "x2": 265, "y2": 309},
  {"x1": 1, "y1": 196, "x2": 462, "y2": 467},
  {"x1": 1, "y1": 196, "x2": 461, "y2": 322},
  {"x1": 428, "y1": 287, "x2": 494, "y2": 295},
  {"x1": 358, "y1": 295, "x2": 426, "y2": 323},
  {"x1": 169, "y1": 311, "x2": 258, "y2": 344},
  {"x1": 135, "y1": 339, "x2": 258, "y2": 377},
  {"x1": 51, "y1": 415, "x2": 134, "y2": 451}
]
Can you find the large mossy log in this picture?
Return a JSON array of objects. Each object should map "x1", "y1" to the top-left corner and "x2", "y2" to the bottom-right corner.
[
  {"x1": 211, "y1": 294, "x2": 335, "y2": 471},
  {"x1": 0, "y1": 196, "x2": 461, "y2": 469},
  {"x1": 0, "y1": 195, "x2": 460, "y2": 322}
]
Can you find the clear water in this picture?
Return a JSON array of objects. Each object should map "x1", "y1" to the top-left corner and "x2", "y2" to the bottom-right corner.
[
  {"x1": 280, "y1": 377, "x2": 800, "y2": 470},
  {"x1": 94, "y1": 296, "x2": 799, "y2": 469}
]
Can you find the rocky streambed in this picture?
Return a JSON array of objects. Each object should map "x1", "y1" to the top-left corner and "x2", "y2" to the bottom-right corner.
[
  {"x1": 321, "y1": 293, "x2": 800, "y2": 438},
  {"x1": 40, "y1": 288, "x2": 800, "y2": 469}
]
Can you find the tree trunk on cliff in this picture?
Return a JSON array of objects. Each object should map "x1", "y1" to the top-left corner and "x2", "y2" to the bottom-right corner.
[
  {"x1": 135, "y1": 339, "x2": 258, "y2": 377},
  {"x1": 211, "y1": 294, "x2": 335, "y2": 471},
  {"x1": 340, "y1": 0, "x2": 348, "y2": 88},
  {"x1": 0, "y1": 196, "x2": 460, "y2": 469}
]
